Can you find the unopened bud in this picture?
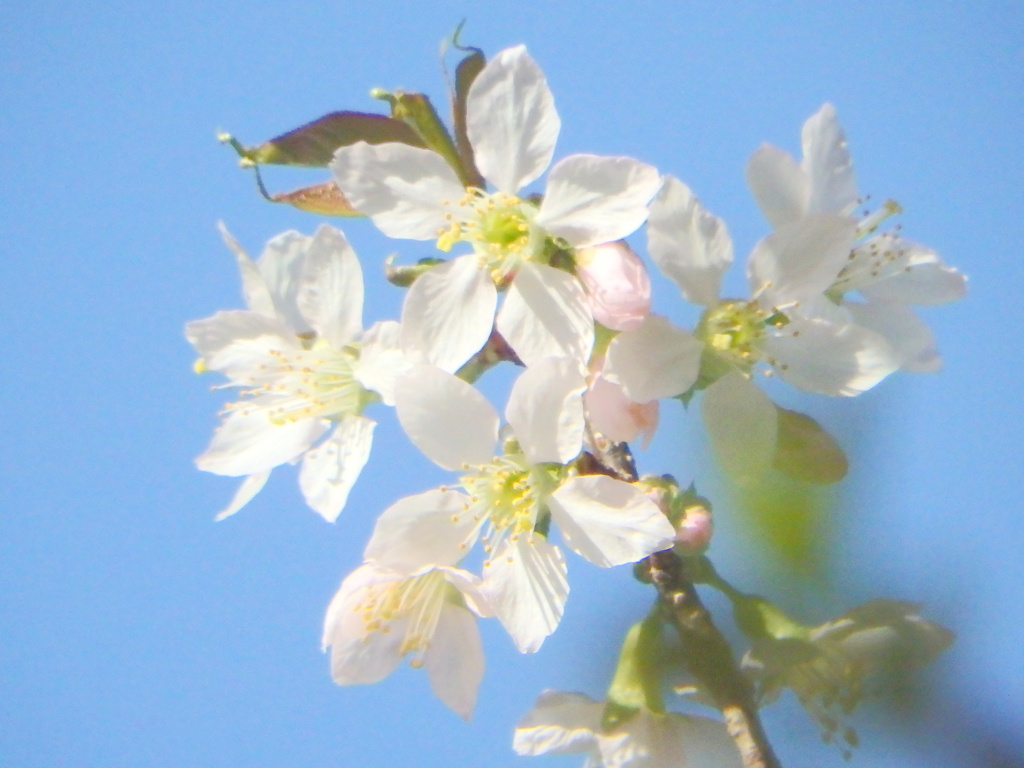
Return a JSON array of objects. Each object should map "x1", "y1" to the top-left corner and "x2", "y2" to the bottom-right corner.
[
  {"x1": 575, "y1": 241, "x2": 651, "y2": 331},
  {"x1": 673, "y1": 503, "x2": 713, "y2": 554}
]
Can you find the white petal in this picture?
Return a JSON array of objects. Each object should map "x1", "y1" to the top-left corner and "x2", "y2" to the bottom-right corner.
[
  {"x1": 298, "y1": 416, "x2": 375, "y2": 522},
  {"x1": 213, "y1": 470, "x2": 271, "y2": 521},
  {"x1": 766, "y1": 316, "x2": 899, "y2": 395},
  {"x1": 394, "y1": 365, "x2": 498, "y2": 470},
  {"x1": 745, "y1": 144, "x2": 809, "y2": 228},
  {"x1": 355, "y1": 320, "x2": 409, "y2": 405},
  {"x1": 646, "y1": 176, "x2": 733, "y2": 306},
  {"x1": 506, "y1": 357, "x2": 587, "y2": 465},
  {"x1": 535, "y1": 155, "x2": 662, "y2": 248},
  {"x1": 330, "y1": 141, "x2": 465, "y2": 240},
  {"x1": 218, "y1": 222, "x2": 275, "y2": 317},
  {"x1": 467, "y1": 45, "x2": 559, "y2": 194},
  {"x1": 364, "y1": 488, "x2": 478, "y2": 572},
  {"x1": 425, "y1": 603, "x2": 484, "y2": 720},
  {"x1": 514, "y1": 691, "x2": 602, "y2": 756},
  {"x1": 400, "y1": 255, "x2": 497, "y2": 373},
  {"x1": 296, "y1": 225, "x2": 364, "y2": 347},
  {"x1": 857, "y1": 242, "x2": 968, "y2": 306},
  {"x1": 497, "y1": 262, "x2": 594, "y2": 368},
  {"x1": 484, "y1": 537, "x2": 568, "y2": 654},
  {"x1": 747, "y1": 214, "x2": 856, "y2": 308},
  {"x1": 604, "y1": 315, "x2": 703, "y2": 401},
  {"x1": 196, "y1": 404, "x2": 327, "y2": 476},
  {"x1": 185, "y1": 311, "x2": 296, "y2": 382},
  {"x1": 701, "y1": 373, "x2": 777, "y2": 483},
  {"x1": 802, "y1": 103, "x2": 858, "y2": 216},
  {"x1": 548, "y1": 475, "x2": 674, "y2": 567},
  {"x1": 257, "y1": 229, "x2": 315, "y2": 333},
  {"x1": 845, "y1": 300, "x2": 940, "y2": 373},
  {"x1": 322, "y1": 564, "x2": 405, "y2": 684}
]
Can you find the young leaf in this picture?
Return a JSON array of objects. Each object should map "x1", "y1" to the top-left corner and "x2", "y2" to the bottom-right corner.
[
  {"x1": 231, "y1": 112, "x2": 427, "y2": 167},
  {"x1": 773, "y1": 408, "x2": 848, "y2": 484},
  {"x1": 452, "y1": 47, "x2": 486, "y2": 188},
  {"x1": 268, "y1": 180, "x2": 362, "y2": 217}
]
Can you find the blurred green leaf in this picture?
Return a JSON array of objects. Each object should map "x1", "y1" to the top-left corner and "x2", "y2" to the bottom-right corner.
[
  {"x1": 773, "y1": 408, "x2": 848, "y2": 484},
  {"x1": 228, "y1": 111, "x2": 427, "y2": 167},
  {"x1": 452, "y1": 46, "x2": 486, "y2": 188}
]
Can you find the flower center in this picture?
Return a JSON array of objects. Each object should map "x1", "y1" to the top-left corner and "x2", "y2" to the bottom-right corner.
[
  {"x1": 437, "y1": 190, "x2": 542, "y2": 283},
  {"x1": 230, "y1": 339, "x2": 371, "y2": 425},
  {"x1": 458, "y1": 453, "x2": 558, "y2": 557},
  {"x1": 355, "y1": 570, "x2": 449, "y2": 664},
  {"x1": 697, "y1": 300, "x2": 770, "y2": 371}
]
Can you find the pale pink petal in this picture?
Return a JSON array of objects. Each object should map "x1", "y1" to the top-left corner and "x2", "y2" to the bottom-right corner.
[
  {"x1": 575, "y1": 241, "x2": 651, "y2": 331},
  {"x1": 766, "y1": 316, "x2": 899, "y2": 395},
  {"x1": 584, "y1": 374, "x2": 659, "y2": 447},
  {"x1": 497, "y1": 262, "x2": 594, "y2": 368},
  {"x1": 514, "y1": 691, "x2": 602, "y2": 756},
  {"x1": 195, "y1": 404, "x2": 328, "y2": 476},
  {"x1": 535, "y1": 155, "x2": 661, "y2": 248},
  {"x1": 747, "y1": 214, "x2": 856, "y2": 309},
  {"x1": 506, "y1": 358, "x2": 587, "y2": 465},
  {"x1": 213, "y1": 470, "x2": 271, "y2": 521},
  {"x1": 296, "y1": 225, "x2": 364, "y2": 347},
  {"x1": 604, "y1": 315, "x2": 703, "y2": 402},
  {"x1": 354, "y1": 320, "x2": 409, "y2": 406},
  {"x1": 425, "y1": 603, "x2": 485, "y2": 720},
  {"x1": 466, "y1": 45, "x2": 559, "y2": 194},
  {"x1": 745, "y1": 144, "x2": 809, "y2": 229},
  {"x1": 702, "y1": 373, "x2": 777, "y2": 483},
  {"x1": 548, "y1": 475, "x2": 674, "y2": 567},
  {"x1": 217, "y1": 222, "x2": 275, "y2": 317},
  {"x1": 484, "y1": 537, "x2": 568, "y2": 654},
  {"x1": 400, "y1": 255, "x2": 497, "y2": 373},
  {"x1": 394, "y1": 365, "x2": 499, "y2": 470},
  {"x1": 330, "y1": 141, "x2": 465, "y2": 240},
  {"x1": 802, "y1": 103, "x2": 859, "y2": 217},
  {"x1": 364, "y1": 488, "x2": 478, "y2": 572},
  {"x1": 647, "y1": 176, "x2": 733, "y2": 306},
  {"x1": 298, "y1": 416, "x2": 375, "y2": 522}
]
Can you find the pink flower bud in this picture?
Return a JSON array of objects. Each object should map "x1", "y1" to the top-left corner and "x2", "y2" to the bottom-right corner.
[
  {"x1": 575, "y1": 241, "x2": 651, "y2": 331},
  {"x1": 584, "y1": 373, "x2": 659, "y2": 447},
  {"x1": 674, "y1": 504, "x2": 713, "y2": 554}
]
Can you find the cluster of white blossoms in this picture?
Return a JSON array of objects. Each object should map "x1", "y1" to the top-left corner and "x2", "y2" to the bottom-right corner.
[{"x1": 194, "y1": 41, "x2": 962, "y2": 767}]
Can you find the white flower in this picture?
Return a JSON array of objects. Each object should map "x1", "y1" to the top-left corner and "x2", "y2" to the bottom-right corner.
[
  {"x1": 746, "y1": 103, "x2": 966, "y2": 372},
  {"x1": 322, "y1": 556, "x2": 489, "y2": 719},
  {"x1": 186, "y1": 224, "x2": 407, "y2": 521},
  {"x1": 373, "y1": 364, "x2": 674, "y2": 652},
  {"x1": 331, "y1": 45, "x2": 661, "y2": 373},
  {"x1": 513, "y1": 690, "x2": 742, "y2": 768}
]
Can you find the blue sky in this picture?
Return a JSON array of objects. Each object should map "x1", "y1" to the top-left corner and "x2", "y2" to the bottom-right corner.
[{"x1": 2, "y1": 2, "x2": 1022, "y2": 766}]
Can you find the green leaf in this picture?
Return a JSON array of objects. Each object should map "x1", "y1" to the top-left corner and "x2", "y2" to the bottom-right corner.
[
  {"x1": 226, "y1": 112, "x2": 427, "y2": 167},
  {"x1": 606, "y1": 615, "x2": 667, "y2": 716},
  {"x1": 773, "y1": 408, "x2": 848, "y2": 484},
  {"x1": 378, "y1": 90, "x2": 470, "y2": 186}
]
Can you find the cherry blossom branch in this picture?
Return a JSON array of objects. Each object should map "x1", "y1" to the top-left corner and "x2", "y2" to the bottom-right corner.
[
  {"x1": 642, "y1": 549, "x2": 782, "y2": 768},
  {"x1": 584, "y1": 437, "x2": 781, "y2": 768}
]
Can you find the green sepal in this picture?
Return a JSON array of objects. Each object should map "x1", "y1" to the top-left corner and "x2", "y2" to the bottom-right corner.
[
  {"x1": 375, "y1": 90, "x2": 471, "y2": 187},
  {"x1": 606, "y1": 614, "x2": 667, "y2": 716},
  {"x1": 678, "y1": 348, "x2": 733, "y2": 407},
  {"x1": 772, "y1": 407, "x2": 848, "y2": 484},
  {"x1": 384, "y1": 255, "x2": 446, "y2": 287},
  {"x1": 729, "y1": 592, "x2": 807, "y2": 642},
  {"x1": 222, "y1": 111, "x2": 426, "y2": 167}
]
